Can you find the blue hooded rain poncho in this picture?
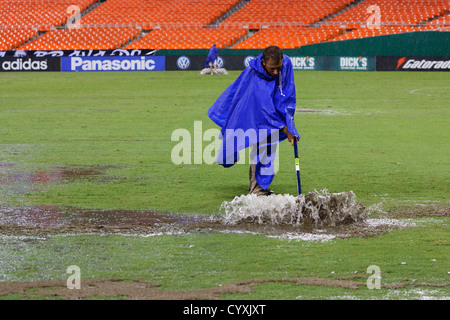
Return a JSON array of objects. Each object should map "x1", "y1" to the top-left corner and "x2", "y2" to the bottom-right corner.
[
  {"x1": 208, "y1": 53, "x2": 300, "y2": 190},
  {"x1": 205, "y1": 45, "x2": 218, "y2": 67}
]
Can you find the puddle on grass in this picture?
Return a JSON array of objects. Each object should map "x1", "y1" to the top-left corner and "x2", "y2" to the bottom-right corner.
[
  {"x1": 0, "y1": 205, "x2": 214, "y2": 236},
  {"x1": 0, "y1": 151, "x2": 443, "y2": 241},
  {"x1": 221, "y1": 189, "x2": 367, "y2": 227},
  {"x1": 0, "y1": 189, "x2": 424, "y2": 241}
]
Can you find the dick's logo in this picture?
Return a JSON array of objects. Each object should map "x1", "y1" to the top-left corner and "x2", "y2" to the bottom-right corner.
[
  {"x1": 291, "y1": 56, "x2": 315, "y2": 70},
  {"x1": 340, "y1": 57, "x2": 368, "y2": 70}
]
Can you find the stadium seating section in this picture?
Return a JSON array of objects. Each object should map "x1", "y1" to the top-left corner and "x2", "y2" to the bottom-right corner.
[{"x1": 0, "y1": 0, "x2": 448, "y2": 51}]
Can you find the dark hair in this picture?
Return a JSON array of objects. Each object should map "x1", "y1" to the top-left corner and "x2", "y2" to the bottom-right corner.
[{"x1": 262, "y1": 46, "x2": 283, "y2": 63}]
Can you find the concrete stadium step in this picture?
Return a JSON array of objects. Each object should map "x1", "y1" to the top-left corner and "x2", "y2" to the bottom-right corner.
[
  {"x1": 208, "y1": 0, "x2": 251, "y2": 27},
  {"x1": 318, "y1": 0, "x2": 367, "y2": 26}
]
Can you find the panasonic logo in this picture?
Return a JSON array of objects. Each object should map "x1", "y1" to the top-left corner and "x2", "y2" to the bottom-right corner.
[
  {"x1": 402, "y1": 59, "x2": 450, "y2": 70},
  {"x1": 70, "y1": 56, "x2": 156, "y2": 71}
]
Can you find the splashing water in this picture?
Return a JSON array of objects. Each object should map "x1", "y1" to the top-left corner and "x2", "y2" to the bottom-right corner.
[{"x1": 221, "y1": 189, "x2": 367, "y2": 227}]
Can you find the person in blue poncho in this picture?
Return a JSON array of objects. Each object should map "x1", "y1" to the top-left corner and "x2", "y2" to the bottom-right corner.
[
  {"x1": 205, "y1": 44, "x2": 218, "y2": 75},
  {"x1": 208, "y1": 45, "x2": 300, "y2": 196}
]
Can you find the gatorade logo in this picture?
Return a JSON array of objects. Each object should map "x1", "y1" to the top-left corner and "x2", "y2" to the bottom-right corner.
[
  {"x1": 396, "y1": 57, "x2": 407, "y2": 70},
  {"x1": 398, "y1": 57, "x2": 450, "y2": 70}
]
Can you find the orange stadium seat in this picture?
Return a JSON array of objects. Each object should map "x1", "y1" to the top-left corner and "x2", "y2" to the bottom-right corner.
[
  {"x1": 0, "y1": 0, "x2": 98, "y2": 49},
  {"x1": 225, "y1": 0, "x2": 354, "y2": 49},
  {"x1": 222, "y1": 0, "x2": 356, "y2": 27},
  {"x1": 233, "y1": 0, "x2": 449, "y2": 48},
  {"x1": 0, "y1": 28, "x2": 37, "y2": 50},
  {"x1": 18, "y1": 26, "x2": 141, "y2": 50},
  {"x1": 322, "y1": 0, "x2": 450, "y2": 44},
  {"x1": 0, "y1": 0, "x2": 97, "y2": 26},
  {"x1": 79, "y1": 0, "x2": 241, "y2": 26},
  {"x1": 325, "y1": 0, "x2": 449, "y2": 32},
  {"x1": 76, "y1": 0, "x2": 242, "y2": 49},
  {"x1": 125, "y1": 26, "x2": 247, "y2": 50},
  {"x1": 1, "y1": 0, "x2": 449, "y2": 50},
  {"x1": 234, "y1": 26, "x2": 343, "y2": 49},
  {"x1": 426, "y1": 12, "x2": 450, "y2": 30}
]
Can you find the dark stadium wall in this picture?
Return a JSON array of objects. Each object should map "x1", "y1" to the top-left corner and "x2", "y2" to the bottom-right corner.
[{"x1": 292, "y1": 31, "x2": 449, "y2": 57}]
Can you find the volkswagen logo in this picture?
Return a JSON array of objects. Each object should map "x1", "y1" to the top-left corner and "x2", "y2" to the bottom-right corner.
[
  {"x1": 217, "y1": 57, "x2": 224, "y2": 68},
  {"x1": 244, "y1": 56, "x2": 255, "y2": 68},
  {"x1": 177, "y1": 56, "x2": 191, "y2": 70}
]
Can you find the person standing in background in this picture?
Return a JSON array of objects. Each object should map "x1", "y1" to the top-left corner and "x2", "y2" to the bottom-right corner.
[{"x1": 205, "y1": 44, "x2": 218, "y2": 75}]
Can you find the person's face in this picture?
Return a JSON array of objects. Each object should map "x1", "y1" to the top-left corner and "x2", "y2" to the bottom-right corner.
[{"x1": 262, "y1": 58, "x2": 282, "y2": 77}]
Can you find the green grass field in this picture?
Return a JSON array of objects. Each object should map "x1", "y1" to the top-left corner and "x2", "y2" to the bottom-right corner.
[{"x1": 0, "y1": 70, "x2": 448, "y2": 300}]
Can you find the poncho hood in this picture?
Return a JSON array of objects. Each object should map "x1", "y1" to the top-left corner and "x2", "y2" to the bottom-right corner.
[{"x1": 249, "y1": 54, "x2": 275, "y2": 81}]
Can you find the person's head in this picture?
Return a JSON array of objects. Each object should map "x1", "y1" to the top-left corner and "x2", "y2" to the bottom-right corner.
[{"x1": 262, "y1": 45, "x2": 283, "y2": 77}]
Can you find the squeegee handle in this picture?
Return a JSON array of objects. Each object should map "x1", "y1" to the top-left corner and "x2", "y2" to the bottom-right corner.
[{"x1": 294, "y1": 139, "x2": 302, "y2": 195}]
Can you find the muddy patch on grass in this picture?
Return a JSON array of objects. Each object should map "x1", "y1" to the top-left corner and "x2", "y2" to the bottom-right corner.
[
  {"x1": 0, "y1": 163, "x2": 120, "y2": 185},
  {"x1": 0, "y1": 202, "x2": 433, "y2": 241},
  {"x1": 0, "y1": 205, "x2": 213, "y2": 236},
  {"x1": 387, "y1": 205, "x2": 450, "y2": 218},
  {"x1": 0, "y1": 195, "x2": 448, "y2": 299},
  {"x1": 0, "y1": 163, "x2": 123, "y2": 203},
  {"x1": 0, "y1": 178, "x2": 447, "y2": 240},
  {"x1": 1, "y1": 277, "x2": 448, "y2": 300}
]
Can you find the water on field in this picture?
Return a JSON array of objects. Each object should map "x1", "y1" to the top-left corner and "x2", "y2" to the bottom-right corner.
[{"x1": 221, "y1": 189, "x2": 368, "y2": 227}]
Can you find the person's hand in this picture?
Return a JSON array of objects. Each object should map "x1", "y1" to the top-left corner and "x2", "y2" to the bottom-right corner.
[
  {"x1": 282, "y1": 126, "x2": 299, "y2": 146},
  {"x1": 286, "y1": 131, "x2": 299, "y2": 146}
]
